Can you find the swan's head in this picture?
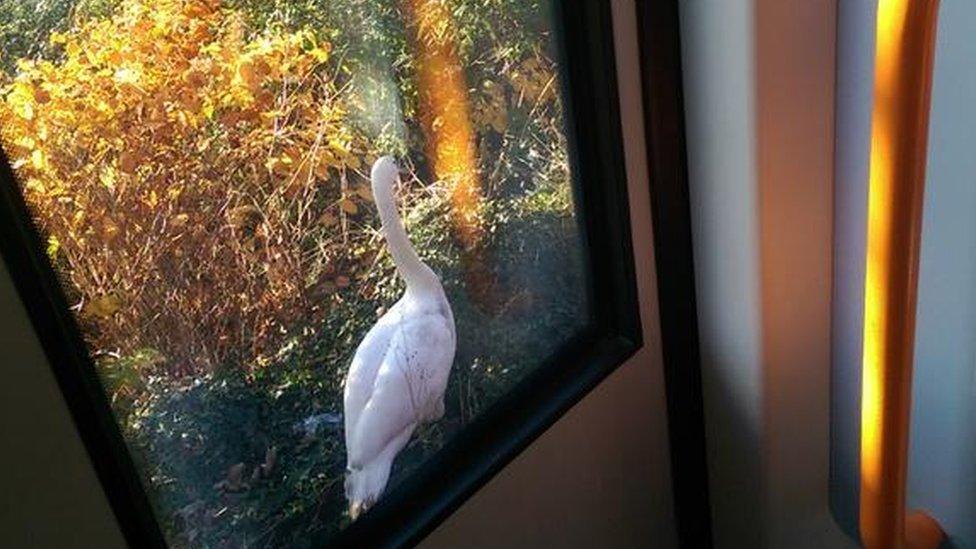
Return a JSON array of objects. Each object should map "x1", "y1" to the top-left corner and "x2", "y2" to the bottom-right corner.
[{"x1": 370, "y1": 155, "x2": 400, "y2": 197}]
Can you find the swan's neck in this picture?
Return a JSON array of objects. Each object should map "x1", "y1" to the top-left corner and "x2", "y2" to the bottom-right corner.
[{"x1": 373, "y1": 175, "x2": 437, "y2": 293}]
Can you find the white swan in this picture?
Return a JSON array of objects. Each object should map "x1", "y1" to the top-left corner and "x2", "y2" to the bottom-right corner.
[{"x1": 342, "y1": 156, "x2": 457, "y2": 519}]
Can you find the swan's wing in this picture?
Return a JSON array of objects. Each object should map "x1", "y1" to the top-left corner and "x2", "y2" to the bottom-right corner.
[
  {"x1": 395, "y1": 313, "x2": 455, "y2": 420},
  {"x1": 347, "y1": 314, "x2": 455, "y2": 469},
  {"x1": 344, "y1": 304, "x2": 402, "y2": 453}
]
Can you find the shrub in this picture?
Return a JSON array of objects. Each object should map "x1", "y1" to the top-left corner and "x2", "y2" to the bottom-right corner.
[
  {"x1": 0, "y1": 0, "x2": 567, "y2": 381},
  {"x1": 0, "y1": 0, "x2": 378, "y2": 375}
]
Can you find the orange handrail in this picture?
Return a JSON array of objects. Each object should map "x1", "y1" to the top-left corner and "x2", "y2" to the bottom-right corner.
[{"x1": 860, "y1": 1, "x2": 943, "y2": 547}]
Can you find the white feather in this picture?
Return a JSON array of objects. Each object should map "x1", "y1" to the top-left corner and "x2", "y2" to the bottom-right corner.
[{"x1": 342, "y1": 156, "x2": 457, "y2": 519}]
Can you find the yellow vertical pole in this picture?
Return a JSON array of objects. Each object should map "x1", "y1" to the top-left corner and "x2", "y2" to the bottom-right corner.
[{"x1": 860, "y1": 1, "x2": 943, "y2": 547}]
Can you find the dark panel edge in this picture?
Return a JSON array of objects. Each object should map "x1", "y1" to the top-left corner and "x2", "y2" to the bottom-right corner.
[{"x1": 634, "y1": 1, "x2": 714, "y2": 547}]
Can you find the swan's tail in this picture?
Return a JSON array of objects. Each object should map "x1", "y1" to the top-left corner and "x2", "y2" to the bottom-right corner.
[
  {"x1": 344, "y1": 459, "x2": 393, "y2": 520},
  {"x1": 344, "y1": 423, "x2": 416, "y2": 519}
]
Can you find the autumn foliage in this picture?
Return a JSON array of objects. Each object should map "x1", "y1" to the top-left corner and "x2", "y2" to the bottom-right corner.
[
  {"x1": 0, "y1": 0, "x2": 564, "y2": 380},
  {"x1": 0, "y1": 0, "x2": 376, "y2": 373}
]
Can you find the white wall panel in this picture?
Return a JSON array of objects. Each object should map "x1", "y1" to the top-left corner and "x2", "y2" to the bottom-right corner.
[{"x1": 908, "y1": 3, "x2": 976, "y2": 546}]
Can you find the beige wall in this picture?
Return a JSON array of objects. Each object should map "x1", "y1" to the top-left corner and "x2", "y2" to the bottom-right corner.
[
  {"x1": 0, "y1": 1, "x2": 676, "y2": 547},
  {"x1": 755, "y1": 0, "x2": 842, "y2": 545},
  {"x1": 0, "y1": 259, "x2": 127, "y2": 547}
]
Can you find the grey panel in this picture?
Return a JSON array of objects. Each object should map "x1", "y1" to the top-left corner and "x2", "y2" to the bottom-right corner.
[{"x1": 830, "y1": 0, "x2": 877, "y2": 541}]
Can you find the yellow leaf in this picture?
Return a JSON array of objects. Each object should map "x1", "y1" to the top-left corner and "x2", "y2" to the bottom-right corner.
[
  {"x1": 46, "y1": 235, "x2": 60, "y2": 261},
  {"x1": 14, "y1": 135, "x2": 35, "y2": 150},
  {"x1": 171, "y1": 213, "x2": 189, "y2": 227},
  {"x1": 84, "y1": 293, "x2": 122, "y2": 319},
  {"x1": 24, "y1": 178, "x2": 44, "y2": 193},
  {"x1": 30, "y1": 150, "x2": 47, "y2": 171},
  {"x1": 330, "y1": 140, "x2": 350, "y2": 156},
  {"x1": 6, "y1": 81, "x2": 34, "y2": 120},
  {"x1": 309, "y1": 46, "x2": 330, "y2": 63},
  {"x1": 103, "y1": 220, "x2": 119, "y2": 241},
  {"x1": 267, "y1": 157, "x2": 292, "y2": 176},
  {"x1": 99, "y1": 166, "x2": 117, "y2": 189},
  {"x1": 114, "y1": 67, "x2": 141, "y2": 85}
]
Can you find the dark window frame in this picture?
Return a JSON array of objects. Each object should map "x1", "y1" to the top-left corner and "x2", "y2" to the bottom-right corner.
[{"x1": 637, "y1": 1, "x2": 714, "y2": 547}]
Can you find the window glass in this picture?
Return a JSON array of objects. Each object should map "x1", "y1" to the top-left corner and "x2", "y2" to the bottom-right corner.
[{"x1": 0, "y1": 0, "x2": 588, "y2": 544}]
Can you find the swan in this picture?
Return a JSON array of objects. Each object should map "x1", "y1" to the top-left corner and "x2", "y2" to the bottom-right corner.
[{"x1": 342, "y1": 156, "x2": 457, "y2": 519}]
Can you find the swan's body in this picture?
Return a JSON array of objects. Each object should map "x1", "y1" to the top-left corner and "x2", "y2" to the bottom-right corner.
[{"x1": 343, "y1": 156, "x2": 456, "y2": 519}]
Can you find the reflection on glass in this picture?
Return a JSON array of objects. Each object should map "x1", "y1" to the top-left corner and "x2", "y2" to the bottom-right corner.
[{"x1": 0, "y1": 0, "x2": 586, "y2": 544}]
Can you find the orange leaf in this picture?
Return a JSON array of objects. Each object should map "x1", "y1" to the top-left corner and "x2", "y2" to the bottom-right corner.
[
  {"x1": 119, "y1": 151, "x2": 138, "y2": 174},
  {"x1": 313, "y1": 161, "x2": 330, "y2": 179},
  {"x1": 318, "y1": 212, "x2": 338, "y2": 227},
  {"x1": 355, "y1": 185, "x2": 373, "y2": 200},
  {"x1": 339, "y1": 199, "x2": 358, "y2": 215},
  {"x1": 33, "y1": 89, "x2": 51, "y2": 104},
  {"x1": 185, "y1": 70, "x2": 207, "y2": 88}
]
